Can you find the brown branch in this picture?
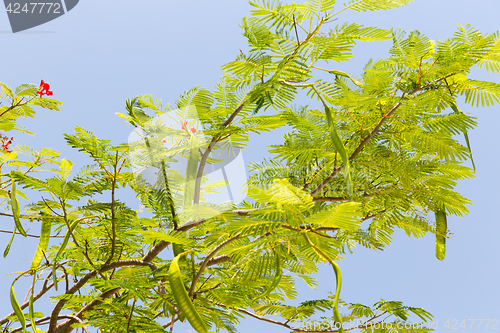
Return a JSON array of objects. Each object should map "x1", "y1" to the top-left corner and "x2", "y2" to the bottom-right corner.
[
  {"x1": 177, "y1": 219, "x2": 205, "y2": 232},
  {"x1": 281, "y1": 224, "x2": 339, "y2": 233},
  {"x1": 188, "y1": 233, "x2": 241, "y2": 298},
  {"x1": 11, "y1": 315, "x2": 90, "y2": 333},
  {"x1": 126, "y1": 298, "x2": 137, "y2": 333},
  {"x1": 0, "y1": 99, "x2": 24, "y2": 118},
  {"x1": 235, "y1": 307, "x2": 293, "y2": 330},
  {"x1": 195, "y1": 283, "x2": 221, "y2": 294},
  {"x1": 0, "y1": 229, "x2": 64, "y2": 238},
  {"x1": 193, "y1": 100, "x2": 248, "y2": 205},
  {"x1": 0, "y1": 212, "x2": 51, "y2": 219},
  {"x1": 292, "y1": 14, "x2": 300, "y2": 45},
  {"x1": 312, "y1": 196, "x2": 348, "y2": 202},
  {"x1": 313, "y1": 193, "x2": 374, "y2": 202},
  {"x1": 309, "y1": 167, "x2": 342, "y2": 196},
  {"x1": 232, "y1": 306, "x2": 341, "y2": 333},
  {"x1": 161, "y1": 160, "x2": 179, "y2": 230},
  {"x1": 162, "y1": 314, "x2": 180, "y2": 329},
  {"x1": 60, "y1": 200, "x2": 80, "y2": 248},
  {"x1": 0, "y1": 274, "x2": 66, "y2": 326},
  {"x1": 231, "y1": 209, "x2": 257, "y2": 216},
  {"x1": 343, "y1": 311, "x2": 389, "y2": 332},
  {"x1": 310, "y1": 73, "x2": 457, "y2": 196},
  {"x1": 205, "y1": 254, "x2": 232, "y2": 267},
  {"x1": 360, "y1": 209, "x2": 387, "y2": 223},
  {"x1": 54, "y1": 288, "x2": 121, "y2": 333},
  {"x1": 105, "y1": 151, "x2": 119, "y2": 266},
  {"x1": 141, "y1": 240, "x2": 169, "y2": 263},
  {"x1": 47, "y1": 259, "x2": 158, "y2": 333}
]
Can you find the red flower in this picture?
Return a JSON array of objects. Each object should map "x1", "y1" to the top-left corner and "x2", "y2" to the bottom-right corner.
[
  {"x1": 180, "y1": 120, "x2": 197, "y2": 133},
  {"x1": 1, "y1": 136, "x2": 13, "y2": 153},
  {"x1": 162, "y1": 139, "x2": 167, "y2": 143},
  {"x1": 37, "y1": 80, "x2": 53, "y2": 97}
]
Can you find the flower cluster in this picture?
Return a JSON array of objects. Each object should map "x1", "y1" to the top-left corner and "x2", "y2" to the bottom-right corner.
[
  {"x1": 37, "y1": 80, "x2": 53, "y2": 97},
  {"x1": 1, "y1": 135, "x2": 13, "y2": 153},
  {"x1": 181, "y1": 120, "x2": 197, "y2": 133},
  {"x1": 161, "y1": 119, "x2": 198, "y2": 144}
]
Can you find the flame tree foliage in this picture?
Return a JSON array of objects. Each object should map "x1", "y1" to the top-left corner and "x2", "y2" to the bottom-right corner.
[{"x1": 1, "y1": 0, "x2": 500, "y2": 332}]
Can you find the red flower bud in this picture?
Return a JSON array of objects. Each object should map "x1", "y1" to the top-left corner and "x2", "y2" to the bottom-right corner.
[
  {"x1": 37, "y1": 80, "x2": 53, "y2": 98},
  {"x1": 1, "y1": 135, "x2": 13, "y2": 153},
  {"x1": 181, "y1": 120, "x2": 188, "y2": 130}
]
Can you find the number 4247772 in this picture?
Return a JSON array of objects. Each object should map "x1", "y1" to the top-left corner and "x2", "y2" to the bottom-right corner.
[
  {"x1": 5, "y1": 3, "x2": 62, "y2": 14},
  {"x1": 444, "y1": 319, "x2": 498, "y2": 330}
]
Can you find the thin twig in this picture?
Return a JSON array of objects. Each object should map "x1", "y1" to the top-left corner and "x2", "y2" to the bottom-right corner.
[
  {"x1": 292, "y1": 14, "x2": 300, "y2": 45},
  {"x1": 310, "y1": 73, "x2": 457, "y2": 196},
  {"x1": 126, "y1": 298, "x2": 137, "y2": 333},
  {"x1": 188, "y1": 233, "x2": 241, "y2": 298},
  {"x1": 0, "y1": 229, "x2": 64, "y2": 238}
]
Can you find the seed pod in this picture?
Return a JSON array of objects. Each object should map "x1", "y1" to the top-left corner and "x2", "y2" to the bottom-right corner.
[
  {"x1": 435, "y1": 209, "x2": 447, "y2": 261},
  {"x1": 168, "y1": 252, "x2": 208, "y2": 333},
  {"x1": 10, "y1": 180, "x2": 27, "y2": 237},
  {"x1": 3, "y1": 227, "x2": 16, "y2": 258},
  {"x1": 10, "y1": 282, "x2": 26, "y2": 332},
  {"x1": 30, "y1": 218, "x2": 51, "y2": 270},
  {"x1": 325, "y1": 106, "x2": 352, "y2": 197}
]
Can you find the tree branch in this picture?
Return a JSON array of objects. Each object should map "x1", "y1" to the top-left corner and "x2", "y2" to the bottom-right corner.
[
  {"x1": 11, "y1": 315, "x2": 90, "y2": 333},
  {"x1": 193, "y1": 100, "x2": 248, "y2": 205},
  {"x1": 188, "y1": 233, "x2": 241, "y2": 298},
  {"x1": 54, "y1": 288, "x2": 121, "y2": 333},
  {"x1": 0, "y1": 274, "x2": 65, "y2": 326},
  {"x1": 105, "y1": 151, "x2": 119, "y2": 266},
  {"x1": 310, "y1": 73, "x2": 457, "y2": 196},
  {"x1": 205, "y1": 254, "x2": 232, "y2": 267},
  {"x1": 141, "y1": 240, "x2": 169, "y2": 263},
  {"x1": 0, "y1": 228, "x2": 64, "y2": 238},
  {"x1": 47, "y1": 259, "x2": 159, "y2": 333},
  {"x1": 312, "y1": 193, "x2": 373, "y2": 202}
]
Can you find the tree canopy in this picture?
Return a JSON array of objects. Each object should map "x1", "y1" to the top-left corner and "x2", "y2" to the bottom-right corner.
[{"x1": 1, "y1": 0, "x2": 499, "y2": 332}]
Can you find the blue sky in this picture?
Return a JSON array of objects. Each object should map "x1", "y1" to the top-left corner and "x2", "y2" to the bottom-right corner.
[{"x1": 1, "y1": 1, "x2": 499, "y2": 332}]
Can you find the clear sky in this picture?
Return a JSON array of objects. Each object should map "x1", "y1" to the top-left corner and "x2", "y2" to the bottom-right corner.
[{"x1": 1, "y1": 1, "x2": 499, "y2": 332}]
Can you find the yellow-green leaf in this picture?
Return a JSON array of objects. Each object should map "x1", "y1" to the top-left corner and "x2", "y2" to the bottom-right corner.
[
  {"x1": 59, "y1": 159, "x2": 73, "y2": 178},
  {"x1": 253, "y1": 249, "x2": 282, "y2": 300},
  {"x1": 163, "y1": 300, "x2": 176, "y2": 318},
  {"x1": 173, "y1": 243, "x2": 185, "y2": 258},
  {"x1": 305, "y1": 202, "x2": 362, "y2": 231}
]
